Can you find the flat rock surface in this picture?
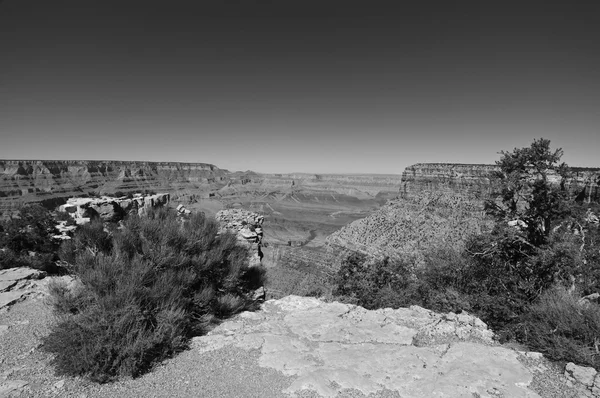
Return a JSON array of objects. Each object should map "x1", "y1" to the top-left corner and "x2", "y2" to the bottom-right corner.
[
  {"x1": 0, "y1": 268, "x2": 48, "y2": 311},
  {"x1": 192, "y1": 296, "x2": 538, "y2": 397}
]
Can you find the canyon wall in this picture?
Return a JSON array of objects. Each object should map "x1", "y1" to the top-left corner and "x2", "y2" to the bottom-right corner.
[
  {"x1": 327, "y1": 163, "x2": 600, "y2": 262},
  {"x1": 0, "y1": 160, "x2": 401, "y2": 214},
  {"x1": 0, "y1": 160, "x2": 230, "y2": 213},
  {"x1": 401, "y1": 163, "x2": 600, "y2": 204}
]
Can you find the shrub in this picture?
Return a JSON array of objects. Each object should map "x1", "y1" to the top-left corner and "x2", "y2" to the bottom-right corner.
[
  {"x1": 518, "y1": 287, "x2": 600, "y2": 369},
  {"x1": 0, "y1": 204, "x2": 59, "y2": 272},
  {"x1": 58, "y1": 219, "x2": 112, "y2": 265},
  {"x1": 42, "y1": 208, "x2": 266, "y2": 382},
  {"x1": 333, "y1": 252, "x2": 420, "y2": 310}
]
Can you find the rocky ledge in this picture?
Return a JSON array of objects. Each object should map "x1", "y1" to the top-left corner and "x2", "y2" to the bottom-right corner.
[
  {"x1": 193, "y1": 295, "x2": 584, "y2": 397},
  {"x1": 216, "y1": 209, "x2": 264, "y2": 268},
  {"x1": 58, "y1": 193, "x2": 170, "y2": 223}
]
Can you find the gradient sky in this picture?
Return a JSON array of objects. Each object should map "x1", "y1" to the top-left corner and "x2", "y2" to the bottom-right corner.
[{"x1": 1, "y1": 1, "x2": 598, "y2": 173}]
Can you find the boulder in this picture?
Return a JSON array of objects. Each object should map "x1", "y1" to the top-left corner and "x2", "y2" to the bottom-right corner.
[{"x1": 565, "y1": 362, "x2": 598, "y2": 388}]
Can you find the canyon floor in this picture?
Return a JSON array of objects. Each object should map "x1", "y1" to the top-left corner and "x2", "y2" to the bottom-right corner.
[{"x1": 0, "y1": 269, "x2": 588, "y2": 398}]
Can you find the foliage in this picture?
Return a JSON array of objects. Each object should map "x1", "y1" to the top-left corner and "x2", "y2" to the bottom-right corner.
[
  {"x1": 0, "y1": 204, "x2": 59, "y2": 272},
  {"x1": 42, "y1": 208, "x2": 266, "y2": 382},
  {"x1": 485, "y1": 138, "x2": 570, "y2": 246},
  {"x1": 333, "y1": 252, "x2": 427, "y2": 310},
  {"x1": 518, "y1": 287, "x2": 600, "y2": 369},
  {"x1": 58, "y1": 219, "x2": 112, "y2": 266}
]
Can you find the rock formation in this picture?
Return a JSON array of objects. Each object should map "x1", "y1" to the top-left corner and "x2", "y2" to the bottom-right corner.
[
  {"x1": 57, "y1": 193, "x2": 170, "y2": 224},
  {"x1": 401, "y1": 163, "x2": 600, "y2": 204},
  {"x1": 216, "y1": 209, "x2": 264, "y2": 268},
  {"x1": 193, "y1": 295, "x2": 547, "y2": 397},
  {"x1": 0, "y1": 267, "x2": 55, "y2": 310},
  {"x1": 0, "y1": 160, "x2": 225, "y2": 213}
]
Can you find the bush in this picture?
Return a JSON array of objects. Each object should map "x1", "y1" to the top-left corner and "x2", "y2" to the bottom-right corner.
[
  {"x1": 58, "y1": 219, "x2": 112, "y2": 265},
  {"x1": 333, "y1": 252, "x2": 423, "y2": 310},
  {"x1": 0, "y1": 204, "x2": 59, "y2": 272},
  {"x1": 519, "y1": 287, "x2": 600, "y2": 369},
  {"x1": 42, "y1": 208, "x2": 266, "y2": 382}
]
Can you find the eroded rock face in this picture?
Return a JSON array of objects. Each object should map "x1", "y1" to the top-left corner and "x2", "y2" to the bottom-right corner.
[
  {"x1": 0, "y1": 160, "x2": 224, "y2": 213},
  {"x1": 58, "y1": 193, "x2": 170, "y2": 224},
  {"x1": 216, "y1": 209, "x2": 264, "y2": 267},
  {"x1": 401, "y1": 163, "x2": 600, "y2": 203},
  {"x1": 193, "y1": 296, "x2": 540, "y2": 397}
]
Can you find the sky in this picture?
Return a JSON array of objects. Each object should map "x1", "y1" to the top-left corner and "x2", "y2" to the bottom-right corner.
[{"x1": 0, "y1": 1, "x2": 599, "y2": 174}]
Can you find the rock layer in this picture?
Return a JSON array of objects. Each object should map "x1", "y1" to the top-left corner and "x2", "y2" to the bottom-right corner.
[
  {"x1": 0, "y1": 160, "x2": 226, "y2": 213},
  {"x1": 193, "y1": 295, "x2": 540, "y2": 397},
  {"x1": 401, "y1": 163, "x2": 600, "y2": 203},
  {"x1": 0, "y1": 160, "x2": 401, "y2": 214}
]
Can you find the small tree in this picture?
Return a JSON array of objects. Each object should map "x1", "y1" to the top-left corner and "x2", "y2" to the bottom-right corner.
[{"x1": 485, "y1": 138, "x2": 571, "y2": 246}]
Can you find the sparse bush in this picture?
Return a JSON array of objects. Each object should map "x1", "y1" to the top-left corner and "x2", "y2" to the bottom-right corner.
[
  {"x1": 42, "y1": 208, "x2": 266, "y2": 382},
  {"x1": 518, "y1": 287, "x2": 600, "y2": 369}
]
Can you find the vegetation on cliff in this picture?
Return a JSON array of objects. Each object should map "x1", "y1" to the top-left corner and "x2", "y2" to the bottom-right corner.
[
  {"x1": 42, "y1": 209, "x2": 266, "y2": 382},
  {"x1": 334, "y1": 138, "x2": 600, "y2": 370},
  {"x1": 0, "y1": 204, "x2": 60, "y2": 272}
]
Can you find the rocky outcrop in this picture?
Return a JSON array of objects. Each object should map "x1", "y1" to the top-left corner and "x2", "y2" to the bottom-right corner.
[
  {"x1": 0, "y1": 268, "x2": 47, "y2": 310},
  {"x1": 193, "y1": 295, "x2": 544, "y2": 397},
  {"x1": 401, "y1": 163, "x2": 600, "y2": 204},
  {"x1": 216, "y1": 209, "x2": 265, "y2": 268},
  {"x1": 58, "y1": 193, "x2": 170, "y2": 224},
  {"x1": 564, "y1": 362, "x2": 600, "y2": 397}
]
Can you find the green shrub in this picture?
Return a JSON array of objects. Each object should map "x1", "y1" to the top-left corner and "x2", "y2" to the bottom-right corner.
[
  {"x1": 519, "y1": 287, "x2": 600, "y2": 369},
  {"x1": 42, "y1": 208, "x2": 266, "y2": 382}
]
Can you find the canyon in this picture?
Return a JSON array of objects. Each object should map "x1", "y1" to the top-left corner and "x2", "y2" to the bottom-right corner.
[
  {"x1": 2, "y1": 160, "x2": 599, "y2": 294},
  {"x1": 2, "y1": 160, "x2": 600, "y2": 397}
]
